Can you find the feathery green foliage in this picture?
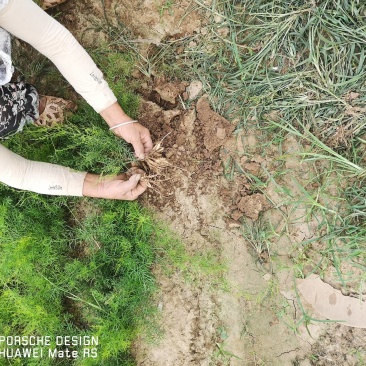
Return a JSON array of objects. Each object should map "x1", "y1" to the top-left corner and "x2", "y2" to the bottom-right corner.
[
  {"x1": 0, "y1": 48, "x2": 155, "y2": 365},
  {"x1": 0, "y1": 46, "x2": 223, "y2": 365}
]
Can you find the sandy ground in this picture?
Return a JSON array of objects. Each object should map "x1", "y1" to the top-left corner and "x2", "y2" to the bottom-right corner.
[
  {"x1": 58, "y1": 1, "x2": 366, "y2": 364},
  {"x1": 132, "y1": 85, "x2": 319, "y2": 366}
]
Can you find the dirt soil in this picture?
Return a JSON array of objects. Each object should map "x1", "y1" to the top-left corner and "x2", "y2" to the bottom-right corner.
[{"x1": 58, "y1": 1, "x2": 366, "y2": 365}]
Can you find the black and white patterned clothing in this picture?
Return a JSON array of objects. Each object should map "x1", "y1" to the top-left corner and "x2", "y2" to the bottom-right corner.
[{"x1": 0, "y1": 82, "x2": 39, "y2": 139}]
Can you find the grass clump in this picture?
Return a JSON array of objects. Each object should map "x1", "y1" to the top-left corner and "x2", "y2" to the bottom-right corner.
[
  {"x1": 116, "y1": 0, "x2": 366, "y2": 294},
  {"x1": 141, "y1": 1, "x2": 366, "y2": 154}
]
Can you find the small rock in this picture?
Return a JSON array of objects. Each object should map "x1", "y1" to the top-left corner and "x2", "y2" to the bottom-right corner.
[
  {"x1": 200, "y1": 27, "x2": 208, "y2": 35},
  {"x1": 165, "y1": 149, "x2": 174, "y2": 158},
  {"x1": 187, "y1": 81, "x2": 203, "y2": 100},
  {"x1": 243, "y1": 161, "x2": 261, "y2": 175},
  {"x1": 237, "y1": 194, "x2": 271, "y2": 221},
  {"x1": 196, "y1": 96, "x2": 235, "y2": 151},
  {"x1": 153, "y1": 82, "x2": 186, "y2": 106},
  {"x1": 163, "y1": 109, "x2": 181, "y2": 124},
  {"x1": 182, "y1": 91, "x2": 189, "y2": 101},
  {"x1": 246, "y1": 134, "x2": 257, "y2": 147},
  {"x1": 182, "y1": 109, "x2": 196, "y2": 135},
  {"x1": 240, "y1": 156, "x2": 248, "y2": 165},
  {"x1": 200, "y1": 227, "x2": 209, "y2": 236},
  {"x1": 131, "y1": 68, "x2": 142, "y2": 79},
  {"x1": 349, "y1": 92, "x2": 360, "y2": 100}
]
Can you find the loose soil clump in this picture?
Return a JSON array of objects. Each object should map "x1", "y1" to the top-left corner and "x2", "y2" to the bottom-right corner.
[{"x1": 138, "y1": 78, "x2": 271, "y2": 223}]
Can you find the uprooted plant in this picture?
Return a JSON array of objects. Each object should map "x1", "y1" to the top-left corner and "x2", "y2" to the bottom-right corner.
[{"x1": 131, "y1": 134, "x2": 173, "y2": 194}]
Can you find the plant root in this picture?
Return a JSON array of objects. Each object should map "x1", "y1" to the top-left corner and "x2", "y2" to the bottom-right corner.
[
  {"x1": 139, "y1": 135, "x2": 171, "y2": 175},
  {"x1": 134, "y1": 133, "x2": 175, "y2": 195}
]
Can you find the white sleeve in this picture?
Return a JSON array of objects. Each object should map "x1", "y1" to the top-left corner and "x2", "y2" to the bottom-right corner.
[
  {"x1": 0, "y1": 144, "x2": 87, "y2": 196},
  {"x1": 0, "y1": 0, "x2": 117, "y2": 113}
]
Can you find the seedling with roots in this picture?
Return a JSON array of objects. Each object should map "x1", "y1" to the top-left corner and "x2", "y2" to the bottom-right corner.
[
  {"x1": 140, "y1": 135, "x2": 171, "y2": 175},
  {"x1": 131, "y1": 133, "x2": 173, "y2": 195}
]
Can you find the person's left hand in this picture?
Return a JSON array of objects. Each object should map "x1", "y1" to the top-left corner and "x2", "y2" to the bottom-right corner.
[{"x1": 82, "y1": 168, "x2": 148, "y2": 200}]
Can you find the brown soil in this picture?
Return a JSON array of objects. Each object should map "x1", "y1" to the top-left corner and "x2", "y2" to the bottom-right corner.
[
  {"x1": 310, "y1": 325, "x2": 366, "y2": 365},
  {"x1": 130, "y1": 76, "x2": 319, "y2": 365},
  {"x1": 55, "y1": 1, "x2": 366, "y2": 365},
  {"x1": 59, "y1": 0, "x2": 203, "y2": 48}
]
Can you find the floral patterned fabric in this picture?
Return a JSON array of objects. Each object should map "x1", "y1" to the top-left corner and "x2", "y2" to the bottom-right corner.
[
  {"x1": 0, "y1": 27, "x2": 13, "y2": 85},
  {"x1": 0, "y1": 82, "x2": 39, "y2": 139}
]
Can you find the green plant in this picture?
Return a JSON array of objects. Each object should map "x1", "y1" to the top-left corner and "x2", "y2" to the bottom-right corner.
[
  {"x1": 159, "y1": 0, "x2": 175, "y2": 17},
  {"x1": 241, "y1": 218, "x2": 275, "y2": 264},
  {"x1": 1, "y1": 37, "x2": 224, "y2": 365},
  {"x1": 0, "y1": 149, "x2": 223, "y2": 366},
  {"x1": 212, "y1": 327, "x2": 242, "y2": 365}
]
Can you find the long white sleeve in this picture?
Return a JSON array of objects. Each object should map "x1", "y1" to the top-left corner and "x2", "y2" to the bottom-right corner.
[
  {"x1": 0, "y1": 144, "x2": 86, "y2": 196},
  {"x1": 0, "y1": 0, "x2": 117, "y2": 113}
]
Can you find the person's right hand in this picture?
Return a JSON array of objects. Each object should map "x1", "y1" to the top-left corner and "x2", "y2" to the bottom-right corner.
[
  {"x1": 82, "y1": 169, "x2": 147, "y2": 200},
  {"x1": 100, "y1": 102, "x2": 153, "y2": 160},
  {"x1": 113, "y1": 122, "x2": 153, "y2": 160}
]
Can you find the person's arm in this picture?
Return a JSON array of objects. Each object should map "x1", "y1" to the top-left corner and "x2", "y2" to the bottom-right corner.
[
  {"x1": 0, "y1": 144, "x2": 86, "y2": 196},
  {"x1": 0, "y1": 144, "x2": 147, "y2": 199},
  {"x1": 99, "y1": 102, "x2": 153, "y2": 159},
  {"x1": 0, "y1": 0, "x2": 152, "y2": 158},
  {"x1": 82, "y1": 171, "x2": 147, "y2": 200},
  {"x1": 0, "y1": 0, "x2": 151, "y2": 199},
  {"x1": 0, "y1": 0, "x2": 115, "y2": 112}
]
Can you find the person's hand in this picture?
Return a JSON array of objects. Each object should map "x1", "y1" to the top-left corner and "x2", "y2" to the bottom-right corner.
[
  {"x1": 82, "y1": 169, "x2": 147, "y2": 200},
  {"x1": 100, "y1": 102, "x2": 153, "y2": 159},
  {"x1": 113, "y1": 122, "x2": 153, "y2": 160}
]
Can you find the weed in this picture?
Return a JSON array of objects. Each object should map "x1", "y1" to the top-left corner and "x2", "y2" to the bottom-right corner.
[
  {"x1": 134, "y1": 135, "x2": 173, "y2": 194},
  {"x1": 140, "y1": 138, "x2": 171, "y2": 176},
  {"x1": 241, "y1": 218, "x2": 275, "y2": 264},
  {"x1": 153, "y1": 0, "x2": 366, "y2": 303},
  {"x1": 159, "y1": 0, "x2": 175, "y2": 17},
  {"x1": 144, "y1": 0, "x2": 366, "y2": 153},
  {"x1": 212, "y1": 327, "x2": 242, "y2": 365}
]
